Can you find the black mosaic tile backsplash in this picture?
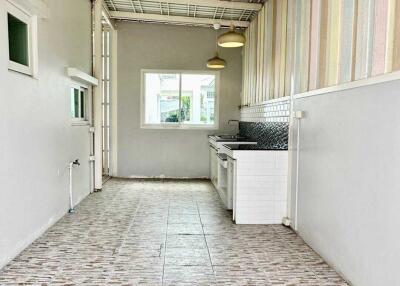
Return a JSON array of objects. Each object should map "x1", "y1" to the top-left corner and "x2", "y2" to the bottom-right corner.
[{"x1": 239, "y1": 121, "x2": 289, "y2": 150}]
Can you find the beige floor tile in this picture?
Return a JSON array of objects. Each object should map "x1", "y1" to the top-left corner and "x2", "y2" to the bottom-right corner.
[{"x1": 0, "y1": 179, "x2": 348, "y2": 286}]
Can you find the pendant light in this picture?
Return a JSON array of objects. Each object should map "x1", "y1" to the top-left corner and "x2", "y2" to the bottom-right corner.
[
  {"x1": 217, "y1": 24, "x2": 246, "y2": 48},
  {"x1": 207, "y1": 24, "x2": 226, "y2": 69},
  {"x1": 207, "y1": 52, "x2": 226, "y2": 69}
]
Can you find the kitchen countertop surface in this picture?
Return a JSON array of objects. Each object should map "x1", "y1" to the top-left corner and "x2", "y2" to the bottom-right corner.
[
  {"x1": 209, "y1": 135, "x2": 257, "y2": 143},
  {"x1": 223, "y1": 144, "x2": 288, "y2": 151}
]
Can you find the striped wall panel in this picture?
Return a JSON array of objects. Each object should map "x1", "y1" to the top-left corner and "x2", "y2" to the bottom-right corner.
[{"x1": 240, "y1": 0, "x2": 400, "y2": 109}]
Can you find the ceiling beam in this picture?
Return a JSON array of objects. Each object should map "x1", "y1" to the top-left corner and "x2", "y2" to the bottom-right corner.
[
  {"x1": 110, "y1": 11, "x2": 250, "y2": 27},
  {"x1": 156, "y1": 0, "x2": 262, "y2": 11}
]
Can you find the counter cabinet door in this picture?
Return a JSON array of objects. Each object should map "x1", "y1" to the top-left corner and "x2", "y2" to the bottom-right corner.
[
  {"x1": 227, "y1": 157, "x2": 236, "y2": 220},
  {"x1": 209, "y1": 146, "x2": 218, "y2": 186}
]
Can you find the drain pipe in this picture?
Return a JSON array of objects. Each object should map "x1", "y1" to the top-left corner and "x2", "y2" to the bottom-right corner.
[
  {"x1": 68, "y1": 159, "x2": 80, "y2": 213},
  {"x1": 293, "y1": 111, "x2": 304, "y2": 230}
]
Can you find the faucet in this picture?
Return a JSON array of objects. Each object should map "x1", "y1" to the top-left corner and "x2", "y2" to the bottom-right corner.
[
  {"x1": 228, "y1": 120, "x2": 240, "y2": 135},
  {"x1": 228, "y1": 119, "x2": 239, "y2": 125}
]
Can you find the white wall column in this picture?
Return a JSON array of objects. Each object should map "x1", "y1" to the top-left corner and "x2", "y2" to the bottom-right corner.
[{"x1": 93, "y1": 0, "x2": 103, "y2": 190}]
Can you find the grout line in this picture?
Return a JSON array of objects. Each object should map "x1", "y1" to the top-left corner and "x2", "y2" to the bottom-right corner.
[
  {"x1": 195, "y1": 200, "x2": 216, "y2": 279},
  {"x1": 113, "y1": 189, "x2": 143, "y2": 256},
  {"x1": 161, "y1": 198, "x2": 171, "y2": 285}
]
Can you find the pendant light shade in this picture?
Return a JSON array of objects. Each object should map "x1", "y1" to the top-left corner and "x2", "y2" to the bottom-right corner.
[
  {"x1": 207, "y1": 52, "x2": 226, "y2": 69},
  {"x1": 207, "y1": 24, "x2": 226, "y2": 69},
  {"x1": 218, "y1": 24, "x2": 245, "y2": 48}
]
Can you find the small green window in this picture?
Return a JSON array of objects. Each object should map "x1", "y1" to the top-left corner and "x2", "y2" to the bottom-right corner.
[
  {"x1": 71, "y1": 87, "x2": 87, "y2": 121},
  {"x1": 8, "y1": 13, "x2": 29, "y2": 67}
]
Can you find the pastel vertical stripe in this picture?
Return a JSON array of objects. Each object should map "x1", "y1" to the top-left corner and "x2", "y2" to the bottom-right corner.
[
  {"x1": 386, "y1": 0, "x2": 399, "y2": 72},
  {"x1": 274, "y1": 0, "x2": 282, "y2": 99},
  {"x1": 308, "y1": 0, "x2": 321, "y2": 90},
  {"x1": 284, "y1": 0, "x2": 296, "y2": 96},
  {"x1": 262, "y1": 5, "x2": 271, "y2": 101},
  {"x1": 338, "y1": 0, "x2": 357, "y2": 83},
  {"x1": 293, "y1": 0, "x2": 310, "y2": 93},
  {"x1": 299, "y1": 0, "x2": 311, "y2": 93},
  {"x1": 242, "y1": 29, "x2": 249, "y2": 105},
  {"x1": 350, "y1": 0, "x2": 359, "y2": 81},
  {"x1": 317, "y1": 0, "x2": 329, "y2": 88},
  {"x1": 393, "y1": 0, "x2": 400, "y2": 71},
  {"x1": 256, "y1": 8, "x2": 264, "y2": 103},
  {"x1": 261, "y1": 6, "x2": 267, "y2": 101},
  {"x1": 278, "y1": 0, "x2": 288, "y2": 98},
  {"x1": 355, "y1": 0, "x2": 375, "y2": 79},
  {"x1": 260, "y1": 8, "x2": 266, "y2": 102},
  {"x1": 371, "y1": 0, "x2": 389, "y2": 75},
  {"x1": 265, "y1": 0, "x2": 275, "y2": 100},
  {"x1": 293, "y1": 1, "x2": 301, "y2": 94},
  {"x1": 250, "y1": 17, "x2": 258, "y2": 103},
  {"x1": 326, "y1": 0, "x2": 341, "y2": 86}
]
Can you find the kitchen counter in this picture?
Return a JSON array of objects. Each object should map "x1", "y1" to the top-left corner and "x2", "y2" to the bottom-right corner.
[
  {"x1": 208, "y1": 136, "x2": 257, "y2": 155},
  {"x1": 209, "y1": 136, "x2": 257, "y2": 143},
  {"x1": 223, "y1": 144, "x2": 288, "y2": 151}
]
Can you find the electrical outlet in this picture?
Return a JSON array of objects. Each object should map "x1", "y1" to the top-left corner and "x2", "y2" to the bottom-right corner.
[{"x1": 292, "y1": 111, "x2": 304, "y2": 119}]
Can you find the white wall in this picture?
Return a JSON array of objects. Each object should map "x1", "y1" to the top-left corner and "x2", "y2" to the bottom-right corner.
[
  {"x1": 0, "y1": 0, "x2": 92, "y2": 268},
  {"x1": 290, "y1": 79, "x2": 400, "y2": 286},
  {"x1": 117, "y1": 22, "x2": 242, "y2": 178}
]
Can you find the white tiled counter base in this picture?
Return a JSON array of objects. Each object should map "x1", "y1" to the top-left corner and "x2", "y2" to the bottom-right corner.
[{"x1": 225, "y1": 150, "x2": 288, "y2": 224}]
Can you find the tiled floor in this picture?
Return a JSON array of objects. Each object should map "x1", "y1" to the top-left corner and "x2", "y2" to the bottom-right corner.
[{"x1": 0, "y1": 179, "x2": 348, "y2": 285}]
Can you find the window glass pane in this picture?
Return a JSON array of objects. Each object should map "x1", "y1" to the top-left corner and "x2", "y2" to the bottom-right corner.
[
  {"x1": 144, "y1": 73, "x2": 180, "y2": 124},
  {"x1": 80, "y1": 90, "x2": 85, "y2": 118},
  {"x1": 70, "y1": 88, "x2": 80, "y2": 118},
  {"x1": 181, "y1": 74, "x2": 216, "y2": 125},
  {"x1": 74, "y1": 89, "x2": 79, "y2": 118},
  {"x1": 70, "y1": 88, "x2": 75, "y2": 118},
  {"x1": 8, "y1": 13, "x2": 29, "y2": 66}
]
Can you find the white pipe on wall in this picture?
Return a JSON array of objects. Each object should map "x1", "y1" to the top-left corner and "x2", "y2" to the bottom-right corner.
[
  {"x1": 68, "y1": 159, "x2": 80, "y2": 213},
  {"x1": 293, "y1": 111, "x2": 304, "y2": 231}
]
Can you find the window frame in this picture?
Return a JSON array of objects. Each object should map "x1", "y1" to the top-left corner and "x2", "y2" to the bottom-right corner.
[
  {"x1": 70, "y1": 82, "x2": 90, "y2": 126},
  {"x1": 140, "y1": 69, "x2": 220, "y2": 130},
  {"x1": 6, "y1": 0, "x2": 38, "y2": 77}
]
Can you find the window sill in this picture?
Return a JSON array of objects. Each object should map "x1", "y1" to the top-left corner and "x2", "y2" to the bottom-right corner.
[
  {"x1": 8, "y1": 61, "x2": 33, "y2": 77},
  {"x1": 71, "y1": 120, "x2": 90, "y2": 127},
  {"x1": 141, "y1": 124, "x2": 219, "y2": 130}
]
